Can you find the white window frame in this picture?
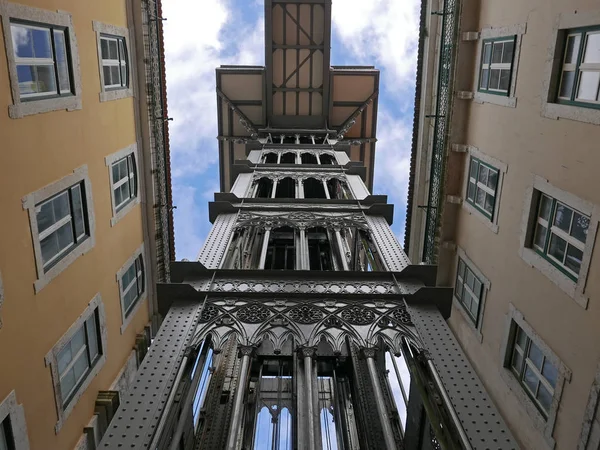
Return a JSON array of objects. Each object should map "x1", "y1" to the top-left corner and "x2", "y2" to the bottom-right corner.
[
  {"x1": 518, "y1": 174, "x2": 599, "y2": 308},
  {"x1": 93, "y1": 21, "x2": 133, "y2": 102},
  {"x1": 542, "y1": 10, "x2": 600, "y2": 125},
  {"x1": 22, "y1": 166, "x2": 96, "y2": 293},
  {"x1": 473, "y1": 23, "x2": 526, "y2": 108},
  {"x1": 452, "y1": 247, "x2": 490, "y2": 342},
  {"x1": 45, "y1": 294, "x2": 107, "y2": 433},
  {"x1": 461, "y1": 146, "x2": 507, "y2": 233},
  {"x1": 116, "y1": 243, "x2": 147, "y2": 333},
  {"x1": 0, "y1": 391, "x2": 29, "y2": 450},
  {"x1": 105, "y1": 144, "x2": 140, "y2": 226},
  {"x1": 0, "y1": 1, "x2": 82, "y2": 118},
  {"x1": 500, "y1": 304, "x2": 571, "y2": 448}
]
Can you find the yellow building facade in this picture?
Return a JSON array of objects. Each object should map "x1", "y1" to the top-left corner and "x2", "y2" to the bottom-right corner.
[
  {"x1": 407, "y1": 0, "x2": 600, "y2": 448},
  {"x1": 0, "y1": 0, "x2": 172, "y2": 448}
]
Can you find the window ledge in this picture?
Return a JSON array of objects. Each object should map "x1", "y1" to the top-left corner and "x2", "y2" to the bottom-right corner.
[
  {"x1": 518, "y1": 247, "x2": 587, "y2": 308},
  {"x1": 541, "y1": 102, "x2": 600, "y2": 126},
  {"x1": 100, "y1": 88, "x2": 133, "y2": 103},
  {"x1": 8, "y1": 96, "x2": 82, "y2": 119},
  {"x1": 474, "y1": 92, "x2": 517, "y2": 108},
  {"x1": 461, "y1": 201, "x2": 499, "y2": 233}
]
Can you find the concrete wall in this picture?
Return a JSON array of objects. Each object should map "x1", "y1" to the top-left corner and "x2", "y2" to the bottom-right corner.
[
  {"x1": 443, "y1": 0, "x2": 600, "y2": 448},
  {"x1": 0, "y1": 0, "x2": 151, "y2": 448}
]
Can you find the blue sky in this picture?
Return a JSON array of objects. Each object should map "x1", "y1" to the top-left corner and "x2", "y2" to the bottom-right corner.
[{"x1": 163, "y1": 0, "x2": 420, "y2": 261}]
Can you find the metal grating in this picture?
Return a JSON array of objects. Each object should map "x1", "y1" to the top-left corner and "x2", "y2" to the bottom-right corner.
[
  {"x1": 407, "y1": 304, "x2": 519, "y2": 449},
  {"x1": 422, "y1": 0, "x2": 459, "y2": 264},
  {"x1": 197, "y1": 213, "x2": 237, "y2": 268},
  {"x1": 98, "y1": 302, "x2": 202, "y2": 449},
  {"x1": 366, "y1": 215, "x2": 411, "y2": 271}
]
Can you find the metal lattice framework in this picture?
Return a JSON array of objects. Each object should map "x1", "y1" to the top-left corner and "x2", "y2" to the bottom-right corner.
[
  {"x1": 422, "y1": 0, "x2": 459, "y2": 264},
  {"x1": 145, "y1": 0, "x2": 173, "y2": 280}
]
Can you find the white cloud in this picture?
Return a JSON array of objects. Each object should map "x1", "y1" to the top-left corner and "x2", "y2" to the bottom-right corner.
[{"x1": 331, "y1": 0, "x2": 420, "y2": 90}]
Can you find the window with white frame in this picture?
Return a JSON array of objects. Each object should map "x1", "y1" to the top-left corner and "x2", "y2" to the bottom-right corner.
[
  {"x1": 10, "y1": 21, "x2": 72, "y2": 99},
  {"x1": 100, "y1": 35, "x2": 128, "y2": 89},
  {"x1": 0, "y1": 416, "x2": 13, "y2": 450},
  {"x1": 479, "y1": 36, "x2": 516, "y2": 95},
  {"x1": 466, "y1": 157, "x2": 499, "y2": 221},
  {"x1": 111, "y1": 153, "x2": 137, "y2": 212},
  {"x1": 36, "y1": 182, "x2": 89, "y2": 272},
  {"x1": 557, "y1": 27, "x2": 600, "y2": 107},
  {"x1": 532, "y1": 193, "x2": 589, "y2": 281},
  {"x1": 57, "y1": 310, "x2": 102, "y2": 406},
  {"x1": 509, "y1": 323, "x2": 559, "y2": 417},
  {"x1": 454, "y1": 257, "x2": 484, "y2": 325},
  {"x1": 120, "y1": 255, "x2": 144, "y2": 319},
  {"x1": 0, "y1": 391, "x2": 29, "y2": 450}
]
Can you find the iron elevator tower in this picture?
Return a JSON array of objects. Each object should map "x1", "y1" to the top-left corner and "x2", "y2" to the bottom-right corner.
[{"x1": 100, "y1": 1, "x2": 518, "y2": 448}]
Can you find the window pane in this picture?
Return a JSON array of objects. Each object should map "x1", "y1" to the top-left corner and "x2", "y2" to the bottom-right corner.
[
  {"x1": 86, "y1": 315, "x2": 99, "y2": 361},
  {"x1": 40, "y1": 234, "x2": 59, "y2": 265},
  {"x1": 511, "y1": 350, "x2": 523, "y2": 373},
  {"x1": 523, "y1": 365, "x2": 539, "y2": 395},
  {"x1": 487, "y1": 169, "x2": 498, "y2": 190},
  {"x1": 542, "y1": 360, "x2": 558, "y2": 388},
  {"x1": 458, "y1": 259, "x2": 465, "y2": 278},
  {"x1": 101, "y1": 38, "x2": 109, "y2": 59},
  {"x1": 499, "y1": 69, "x2": 511, "y2": 91},
  {"x1": 534, "y1": 224, "x2": 547, "y2": 250},
  {"x1": 16, "y1": 65, "x2": 36, "y2": 95},
  {"x1": 71, "y1": 185, "x2": 85, "y2": 239},
  {"x1": 56, "y1": 220, "x2": 74, "y2": 252},
  {"x1": 72, "y1": 350, "x2": 90, "y2": 381},
  {"x1": 465, "y1": 269, "x2": 475, "y2": 290},
  {"x1": 548, "y1": 234, "x2": 567, "y2": 263},
  {"x1": 57, "y1": 343, "x2": 73, "y2": 375},
  {"x1": 60, "y1": 369, "x2": 76, "y2": 402},
  {"x1": 11, "y1": 25, "x2": 34, "y2": 58},
  {"x1": 565, "y1": 34, "x2": 581, "y2": 64},
  {"x1": 502, "y1": 40, "x2": 514, "y2": 64},
  {"x1": 71, "y1": 326, "x2": 86, "y2": 355},
  {"x1": 54, "y1": 31, "x2": 70, "y2": 92},
  {"x1": 482, "y1": 43, "x2": 492, "y2": 64},
  {"x1": 110, "y1": 65, "x2": 121, "y2": 85},
  {"x1": 473, "y1": 279, "x2": 482, "y2": 299},
  {"x1": 38, "y1": 192, "x2": 67, "y2": 233},
  {"x1": 528, "y1": 342, "x2": 544, "y2": 370},
  {"x1": 108, "y1": 39, "x2": 118, "y2": 60},
  {"x1": 36, "y1": 64, "x2": 57, "y2": 94},
  {"x1": 478, "y1": 165, "x2": 489, "y2": 185},
  {"x1": 476, "y1": 187, "x2": 485, "y2": 208},
  {"x1": 489, "y1": 69, "x2": 500, "y2": 89},
  {"x1": 516, "y1": 327, "x2": 527, "y2": 349},
  {"x1": 120, "y1": 64, "x2": 127, "y2": 87},
  {"x1": 455, "y1": 283, "x2": 463, "y2": 300},
  {"x1": 469, "y1": 295, "x2": 479, "y2": 317},
  {"x1": 559, "y1": 71, "x2": 576, "y2": 98},
  {"x1": 467, "y1": 181, "x2": 476, "y2": 201},
  {"x1": 576, "y1": 71, "x2": 600, "y2": 101},
  {"x1": 565, "y1": 244, "x2": 583, "y2": 274},
  {"x1": 583, "y1": 32, "x2": 600, "y2": 64},
  {"x1": 537, "y1": 383, "x2": 553, "y2": 412},
  {"x1": 31, "y1": 27, "x2": 52, "y2": 59},
  {"x1": 539, "y1": 195, "x2": 553, "y2": 221},
  {"x1": 103, "y1": 65, "x2": 112, "y2": 86},
  {"x1": 571, "y1": 212, "x2": 589, "y2": 243},
  {"x1": 553, "y1": 203, "x2": 573, "y2": 232},
  {"x1": 480, "y1": 68, "x2": 489, "y2": 89},
  {"x1": 470, "y1": 159, "x2": 478, "y2": 179},
  {"x1": 484, "y1": 193, "x2": 494, "y2": 215},
  {"x1": 492, "y1": 42, "x2": 503, "y2": 63}
]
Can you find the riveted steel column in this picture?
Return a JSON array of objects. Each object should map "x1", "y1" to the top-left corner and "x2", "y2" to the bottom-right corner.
[
  {"x1": 301, "y1": 346, "x2": 317, "y2": 450},
  {"x1": 226, "y1": 345, "x2": 254, "y2": 450},
  {"x1": 258, "y1": 227, "x2": 271, "y2": 269},
  {"x1": 364, "y1": 348, "x2": 396, "y2": 450},
  {"x1": 334, "y1": 229, "x2": 349, "y2": 271},
  {"x1": 298, "y1": 178, "x2": 305, "y2": 198},
  {"x1": 271, "y1": 179, "x2": 278, "y2": 198},
  {"x1": 323, "y1": 179, "x2": 331, "y2": 199},
  {"x1": 299, "y1": 227, "x2": 307, "y2": 269}
]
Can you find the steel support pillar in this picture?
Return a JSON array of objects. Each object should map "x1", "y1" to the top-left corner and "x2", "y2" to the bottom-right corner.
[
  {"x1": 258, "y1": 228, "x2": 271, "y2": 269},
  {"x1": 301, "y1": 346, "x2": 317, "y2": 450},
  {"x1": 226, "y1": 345, "x2": 253, "y2": 450},
  {"x1": 364, "y1": 348, "x2": 397, "y2": 450}
]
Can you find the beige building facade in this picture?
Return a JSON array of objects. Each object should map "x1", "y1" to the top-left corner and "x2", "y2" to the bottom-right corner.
[
  {"x1": 407, "y1": 0, "x2": 600, "y2": 448},
  {"x1": 0, "y1": 0, "x2": 172, "y2": 449}
]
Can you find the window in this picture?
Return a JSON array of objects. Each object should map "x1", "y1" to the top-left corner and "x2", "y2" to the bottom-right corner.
[
  {"x1": 10, "y1": 22, "x2": 72, "y2": 99},
  {"x1": 557, "y1": 28, "x2": 600, "y2": 108},
  {"x1": 280, "y1": 152, "x2": 296, "y2": 164},
  {"x1": 1, "y1": 3, "x2": 82, "y2": 118},
  {"x1": 303, "y1": 178, "x2": 326, "y2": 199},
  {"x1": 466, "y1": 157, "x2": 499, "y2": 220},
  {"x1": 275, "y1": 177, "x2": 296, "y2": 199},
  {"x1": 0, "y1": 391, "x2": 29, "y2": 450},
  {"x1": 112, "y1": 154, "x2": 137, "y2": 211},
  {"x1": 105, "y1": 144, "x2": 140, "y2": 226},
  {"x1": 307, "y1": 227, "x2": 334, "y2": 271},
  {"x1": 500, "y1": 305, "x2": 570, "y2": 446},
  {"x1": 301, "y1": 152, "x2": 318, "y2": 164},
  {"x1": 23, "y1": 165, "x2": 95, "y2": 293},
  {"x1": 93, "y1": 21, "x2": 132, "y2": 102},
  {"x1": 100, "y1": 36, "x2": 128, "y2": 89},
  {"x1": 254, "y1": 177, "x2": 274, "y2": 198},
  {"x1": 57, "y1": 311, "x2": 101, "y2": 406},
  {"x1": 265, "y1": 227, "x2": 295, "y2": 270},
  {"x1": 454, "y1": 258, "x2": 484, "y2": 325},
  {"x1": 117, "y1": 245, "x2": 146, "y2": 332},
  {"x1": 120, "y1": 255, "x2": 144, "y2": 319},
  {"x1": 45, "y1": 294, "x2": 107, "y2": 432},
  {"x1": 263, "y1": 152, "x2": 278, "y2": 164},
  {"x1": 532, "y1": 194, "x2": 589, "y2": 280},
  {"x1": 509, "y1": 324, "x2": 558, "y2": 417},
  {"x1": 478, "y1": 36, "x2": 516, "y2": 95},
  {"x1": 519, "y1": 175, "x2": 597, "y2": 307}
]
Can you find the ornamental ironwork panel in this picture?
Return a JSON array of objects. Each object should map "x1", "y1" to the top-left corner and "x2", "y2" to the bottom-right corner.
[{"x1": 422, "y1": 0, "x2": 459, "y2": 264}]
